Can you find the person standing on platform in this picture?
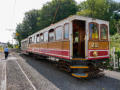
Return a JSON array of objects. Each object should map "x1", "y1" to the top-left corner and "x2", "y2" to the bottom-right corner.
[{"x1": 4, "y1": 46, "x2": 9, "y2": 59}]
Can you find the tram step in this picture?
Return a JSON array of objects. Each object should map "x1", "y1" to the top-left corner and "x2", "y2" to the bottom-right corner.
[
  {"x1": 72, "y1": 73, "x2": 88, "y2": 78},
  {"x1": 70, "y1": 65, "x2": 88, "y2": 69}
]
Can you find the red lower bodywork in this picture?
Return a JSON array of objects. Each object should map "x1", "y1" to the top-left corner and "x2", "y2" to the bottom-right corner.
[
  {"x1": 27, "y1": 48, "x2": 70, "y2": 59},
  {"x1": 88, "y1": 50, "x2": 109, "y2": 60},
  {"x1": 24, "y1": 48, "x2": 109, "y2": 60}
]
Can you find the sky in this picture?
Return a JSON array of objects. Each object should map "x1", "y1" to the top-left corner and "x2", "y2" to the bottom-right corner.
[{"x1": 0, "y1": 0, "x2": 119, "y2": 44}]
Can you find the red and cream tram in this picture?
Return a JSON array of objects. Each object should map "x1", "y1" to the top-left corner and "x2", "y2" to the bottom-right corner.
[{"x1": 21, "y1": 15, "x2": 110, "y2": 78}]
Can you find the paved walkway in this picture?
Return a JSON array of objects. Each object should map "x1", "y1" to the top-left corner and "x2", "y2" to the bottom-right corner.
[
  {"x1": 0, "y1": 52, "x2": 3, "y2": 59},
  {"x1": 0, "y1": 53, "x2": 35, "y2": 90},
  {"x1": 105, "y1": 70, "x2": 120, "y2": 80}
]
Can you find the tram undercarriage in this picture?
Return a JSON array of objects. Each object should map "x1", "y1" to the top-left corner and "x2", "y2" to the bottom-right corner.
[{"x1": 55, "y1": 58, "x2": 106, "y2": 78}]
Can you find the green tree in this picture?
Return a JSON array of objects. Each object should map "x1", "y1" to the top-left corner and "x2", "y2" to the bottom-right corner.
[
  {"x1": 37, "y1": 0, "x2": 78, "y2": 29},
  {"x1": 77, "y1": 0, "x2": 110, "y2": 20},
  {"x1": 15, "y1": 9, "x2": 40, "y2": 46},
  {"x1": 23, "y1": 9, "x2": 40, "y2": 35},
  {"x1": 77, "y1": 0, "x2": 120, "y2": 35},
  {"x1": 15, "y1": 0, "x2": 78, "y2": 45},
  {"x1": 15, "y1": 24, "x2": 23, "y2": 47},
  {"x1": 110, "y1": 19, "x2": 117, "y2": 35},
  {"x1": 110, "y1": 10, "x2": 120, "y2": 34},
  {"x1": 7, "y1": 42, "x2": 13, "y2": 48}
]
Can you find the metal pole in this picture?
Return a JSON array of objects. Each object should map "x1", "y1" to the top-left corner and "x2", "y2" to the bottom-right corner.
[{"x1": 113, "y1": 47, "x2": 116, "y2": 69}]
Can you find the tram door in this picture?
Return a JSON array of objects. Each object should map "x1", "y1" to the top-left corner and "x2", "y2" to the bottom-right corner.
[{"x1": 73, "y1": 20, "x2": 85, "y2": 58}]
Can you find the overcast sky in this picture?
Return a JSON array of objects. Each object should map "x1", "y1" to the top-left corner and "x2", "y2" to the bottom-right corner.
[{"x1": 0, "y1": 0, "x2": 119, "y2": 43}]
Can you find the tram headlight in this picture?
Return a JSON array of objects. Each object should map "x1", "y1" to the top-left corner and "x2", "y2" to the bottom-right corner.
[{"x1": 93, "y1": 51, "x2": 98, "y2": 57}]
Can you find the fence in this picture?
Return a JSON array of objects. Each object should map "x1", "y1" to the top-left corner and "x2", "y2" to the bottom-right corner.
[{"x1": 110, "y1": 41, "x2": 120, "y2": 70}]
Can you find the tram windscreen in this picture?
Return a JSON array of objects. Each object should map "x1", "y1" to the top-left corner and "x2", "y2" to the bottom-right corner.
[
  {"x1": 89, "y1": 23, "x2": 99, "y2": 40},
  {"x1": 101, "y1": 24, "x2": 108, "y2": 40}
]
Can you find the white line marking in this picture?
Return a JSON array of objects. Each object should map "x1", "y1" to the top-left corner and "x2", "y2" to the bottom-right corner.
[
  {"x1": 0, "y1": 59, "x2": 16, "y2": 63},
  {"x1": 33, "y1": 48, "x2": 70, "y2": 51},
  {"x1": 15, "y1": 60, "x2": 37, "y2": 90},
  {"x1": 1, "y1": 62, "x2": 4, "y2": 90},
  {"x1": 89, "y1": 50, "x2": 109, "y2": 51},
  {"x1": 5, "y1": 62, "x2": 7, "y2": 90},
  {"x1": 89, "y1": 55, "x2": 109, "y2": 58},
  {"x1": 1, "y1": 62, "x2": 7, "y2": 90}
]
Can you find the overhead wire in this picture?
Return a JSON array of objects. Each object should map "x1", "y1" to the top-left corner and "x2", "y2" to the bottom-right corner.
[
  {"x1": 12, "y1": 0, "x2": 16, "y2": 27},
  {"x1": 51, "y1": 1, "x2": 60, "y2": 24}
]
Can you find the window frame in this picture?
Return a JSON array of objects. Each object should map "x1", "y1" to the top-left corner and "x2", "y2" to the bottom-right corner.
[
  {"x1": 29, "y1": 37, "x2": 32, "y2": 44},
  {"x1": 100, "y1": 24, "x2": 108, "y2": 40},
  {"x1": 55, "y1": 26, "x2": 63, "y2": 41},
  {"x1": 49, "y1": 29, "x2": 55, "y2": 42},
  {"x1": 36, "y1": 34, "x2": 40, "y2": 43},
  {"x1": 31, "y1": 36, "x2": 36, "y2": 43},
  {"x1": 39, "y1": 33, "x2": 44, "y2": 43},
  {"x1": 63, "y1": 23, "x2": 69, "y2": 40},
  {"x1": 43, "y1": 31, "x2": 48, "y2": 42},
  {"x1": 89, "y1": 22, "x2": 99, "y2": 40}
]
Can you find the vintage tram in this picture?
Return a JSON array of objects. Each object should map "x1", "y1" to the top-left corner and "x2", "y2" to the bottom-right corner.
[{"x1": 21, "y1": 15, "x2": 110, "y2": 78}]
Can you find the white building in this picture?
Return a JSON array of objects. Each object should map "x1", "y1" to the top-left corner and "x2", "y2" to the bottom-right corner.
[{"x1": 0, "y1": 42, "x2": 7, "y2": 47}]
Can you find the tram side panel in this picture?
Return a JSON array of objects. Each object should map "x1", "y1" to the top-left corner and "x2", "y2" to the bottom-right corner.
[
  {"x1": 27, "y1": 40, "x2": 70, "y2": 60},
  {"x1": 21, "y1": 40, "x2": 28, "y2": 54},
  {"x1": 88, "y1": 41, "x2": 109, "y2": 60}
]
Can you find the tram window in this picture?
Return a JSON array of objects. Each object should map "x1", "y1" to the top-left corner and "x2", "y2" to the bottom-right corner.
[
  {"x1": 89, "y1": 23, "x2": 99, "y2": 40},
  {"x1": 32, "y1": 37, "x2": 34, "y2": 43},
  {"x1": 49, "y1": 29, "x2": 55, "y2": 42},
  {"x1": 29, "y1": 37, "x2": 32, "y2": 44},
  {"x1": 100, "y1": 24, "x2": 108, "y2": 40},
  {"x1": 36, "y1": 34, "x2": 40, "y2": 43},
  {"x1": 32, "y1": 36, "x2": 35, "y2": 43},
  {"x1": 29, "y1": 38, "x2": 30, "y2": 44},
  {"x1": 64, "y1": 24, "x2": 69, "y2": 39},
  {"x1": 44, "y1": 32, "x2": 48, "y2": 42},
  {"x1": 40, "y1": 34, "x2": 44, "y2": 42},
  {"x1": 55, "y1": 26, "x2": 62, "y2": 40}
]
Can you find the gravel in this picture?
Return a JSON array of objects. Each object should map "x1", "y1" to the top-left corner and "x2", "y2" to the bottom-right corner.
[{"x1": 7, "y1": 60, "x2": 33, "y2": 90}]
